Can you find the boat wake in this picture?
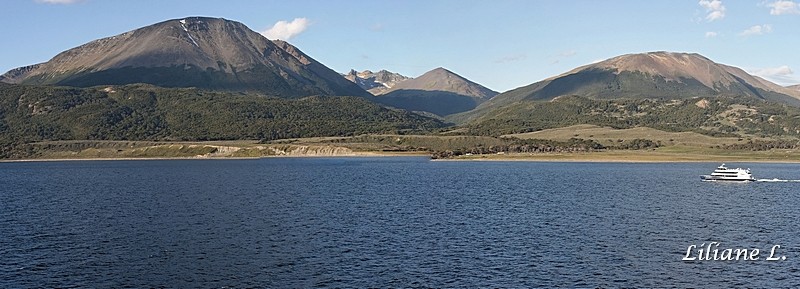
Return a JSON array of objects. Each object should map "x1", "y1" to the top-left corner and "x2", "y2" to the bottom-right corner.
[{"x1": 756, "y1": 178, "x2": 800, "y2": 182}]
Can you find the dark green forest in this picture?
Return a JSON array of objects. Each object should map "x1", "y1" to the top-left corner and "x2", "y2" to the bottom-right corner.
[
  {"x1": 464, "y1": 95, "x2": 800, "y2": 137},
  {"x1": 5, "y1": 82, "x2": 800, "y2": 159},
  {"x1": 0, "y1": 83, "x2": 445, "y2": 158}
]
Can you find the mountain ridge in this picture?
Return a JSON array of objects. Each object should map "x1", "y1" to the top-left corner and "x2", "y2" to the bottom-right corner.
[{"x1": 343, "y1": 69, "x2": 410, "y2": 95}]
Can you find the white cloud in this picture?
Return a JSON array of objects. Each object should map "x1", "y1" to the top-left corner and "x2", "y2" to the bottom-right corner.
[
  {"x1": 767, "y1": 0, "x2": 800, "y2": 15},
  {"x1": 261, "y1": 18, "x2": 311, "y2": 41},
  {"x1": 749, "y1": 65, "x2": 800, "y2": 85},
  {"x1": 35, "y1": 0, "x2": 82, "y2": 4},
  {"x1": 740, "y1": 24, "x2": 773, "y2": 36},
  {"x1": 699, "y1": 0, "x2": 726, "y2": 21},
  {"x1": 705, "y1": 31, "x2": 719, "y2": 38}
]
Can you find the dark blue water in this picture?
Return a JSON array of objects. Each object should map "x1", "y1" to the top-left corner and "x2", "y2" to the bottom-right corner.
[{"x1": 2, "y1": 158, "x2": 799, "y2": 287}]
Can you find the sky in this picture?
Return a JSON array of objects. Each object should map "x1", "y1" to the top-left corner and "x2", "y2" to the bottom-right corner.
[{"x1": 2, "y1": 0, "x2": 799, "y2": 92}]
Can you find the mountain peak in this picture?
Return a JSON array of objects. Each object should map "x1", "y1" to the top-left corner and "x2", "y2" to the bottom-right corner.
[
  {"x1": 386, "y1": 67, "x2": 497, "y2": 100},
  {"x1": 372, "y1": 67, "x2": 499, "y2": 116},
  {"x1": 464, "y1": 51, "x2": 800, "y2": 122},
  {"x1": 584, "y1": 51, "x2": 732, "y2": 88},
  {"x1": 1, "y1": 16, "x2": 368, "y2": 98},
  {"x1": 580, "y1": 51, "x2": 800, "y2": 101}
]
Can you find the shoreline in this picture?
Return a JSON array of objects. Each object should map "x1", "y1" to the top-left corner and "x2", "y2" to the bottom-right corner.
[
  {"x1": 0, "y1": 151, "x2": 430, "y2": 163},
  {"x1": 436, "y1": 156, "x2": 800, "y2": 164},
  {"x1": 436, "y1": 157, "x2": 800, "y2": 163},
  {"x1": 4, "y1": 151, "x2": 800, "y2": 163},
  {"x1": 11, "y1": 134, "x2": 800, "y2": 164},
  {"x1": 435, "y1": 151, "x2": 800, "y2": 163}
]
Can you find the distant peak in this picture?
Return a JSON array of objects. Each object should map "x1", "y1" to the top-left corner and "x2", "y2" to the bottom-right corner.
[
  {"x1": 340, "y1": 68, "x2": 411, "y2": 94},
  {"x1": 420, "y1": 67, "x2": 463, "y2": 80},
  {"x1": 383, "y1": 67, "x2": 497, "y2": 99}
]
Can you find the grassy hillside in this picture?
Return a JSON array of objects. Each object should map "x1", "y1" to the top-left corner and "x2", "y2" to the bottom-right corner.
[
  {"x1": 506, "y1": 125, "x2": 747, "y2": 147},
  {"x1": 0, "y1": 83, "x2": 446, "y2": 158}
]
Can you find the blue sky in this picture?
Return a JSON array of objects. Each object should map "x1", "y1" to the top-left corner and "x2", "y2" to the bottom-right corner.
[{"x1": 2, "y1": 0, "x2": 799, "y2": 92}]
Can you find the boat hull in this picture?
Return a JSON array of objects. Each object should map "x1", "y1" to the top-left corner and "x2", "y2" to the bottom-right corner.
[{"x1": 700, "y1": 175, "x2": 755, "y2": 182}]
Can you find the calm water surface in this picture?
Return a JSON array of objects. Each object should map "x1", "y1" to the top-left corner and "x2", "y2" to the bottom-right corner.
[{"x1": 1, "y1": 157, "x2": 799, "y2": 287}]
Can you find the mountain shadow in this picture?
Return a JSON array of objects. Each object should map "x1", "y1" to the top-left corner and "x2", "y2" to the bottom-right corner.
[{"x1": 374, "y1": 89, "x2": 481, "y2": 116}]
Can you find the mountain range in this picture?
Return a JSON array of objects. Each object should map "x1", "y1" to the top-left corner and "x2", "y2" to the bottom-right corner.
[
  {"x1": 3, "y1": 17, "x2": 800, "y2": 152},
  {"x1": 0, "y1": 17, "x2": 368, "y2": 98}
]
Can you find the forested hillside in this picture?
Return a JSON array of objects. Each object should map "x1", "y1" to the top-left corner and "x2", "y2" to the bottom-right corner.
[
  {"x1": 463, "y1": 95, "x2": 800, "y2": 137},
  {"x1": 0, "y1": 83, "x2": 445, "y2": 158}
]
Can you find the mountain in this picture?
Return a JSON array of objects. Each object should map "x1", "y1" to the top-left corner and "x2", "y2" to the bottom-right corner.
[
  {"x1": 0, "y1": 17, "x2": 369, "y2": 98},
  {"x1": 790, "y1": 84, "x2": 800, "y2": 92},
  {"x1": 455, "y1": 51, "x2": 800, "y2": 123},
  {"x1": 373, "y1": 67, "x2": 498, "y2": 116},
  {"x1": 383, "y1": 68, "x2": 498, "y2": 98},
  {"x1": 343, "y1": 69, "x2": 410, "y2": 95}
]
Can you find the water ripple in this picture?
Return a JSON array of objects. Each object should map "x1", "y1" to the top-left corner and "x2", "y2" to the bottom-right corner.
[{"x1": 1, "y1": 159, "x2": 799, "y2": 287}]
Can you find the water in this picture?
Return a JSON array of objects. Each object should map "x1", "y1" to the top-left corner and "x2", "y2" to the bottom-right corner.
[{"x1": 1, "y1": 158, "x2": 799, "y2": 287}]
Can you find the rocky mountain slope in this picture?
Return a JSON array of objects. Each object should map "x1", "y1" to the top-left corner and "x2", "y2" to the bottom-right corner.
[
  {"x1": 0, "y1": 17, "x2": 369, "y2": 98},
  {"x1": 343, "y1": 69, "x2": 410, "y2": 95}
]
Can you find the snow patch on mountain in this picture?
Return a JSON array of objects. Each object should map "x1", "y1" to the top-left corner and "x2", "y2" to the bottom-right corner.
[
  {"x1": 178, "y1": 20, "x2": 199, "y2": 47},
  {"x1": 343, "y1": 69, "x2": 411, "y2": 95}
]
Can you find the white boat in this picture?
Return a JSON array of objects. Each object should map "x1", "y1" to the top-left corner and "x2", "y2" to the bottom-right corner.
[{"x1": 700, "y1": 163, "x2": 755, "y2": 182}]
